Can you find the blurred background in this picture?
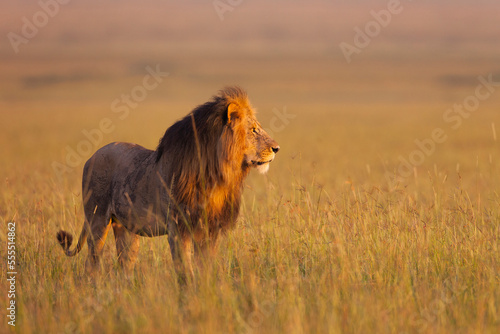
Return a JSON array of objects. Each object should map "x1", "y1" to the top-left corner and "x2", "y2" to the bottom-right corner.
[{"x1": 1, "y1": 0, "x2": 499, "y2": 190}]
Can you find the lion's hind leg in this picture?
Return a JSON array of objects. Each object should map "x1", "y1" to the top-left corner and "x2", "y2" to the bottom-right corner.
[
  {"x1": 112, "y1": 221, "x2": 140, "y2": 272},
  {"x1": 85, "y1": 215, "x2": 112, "y2": 273}
]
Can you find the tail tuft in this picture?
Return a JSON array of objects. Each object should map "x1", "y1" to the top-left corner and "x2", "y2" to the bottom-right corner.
[{"x1": 56, "y1": 230, "x2": 73, "y2": 251}]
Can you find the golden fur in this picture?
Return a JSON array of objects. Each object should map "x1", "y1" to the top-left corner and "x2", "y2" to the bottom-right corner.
[{"x1": 56, "y1": 86, "x2": 279, "y2": 278}]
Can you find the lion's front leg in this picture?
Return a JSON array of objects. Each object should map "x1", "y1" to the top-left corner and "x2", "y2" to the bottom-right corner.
[
  {"x1": 168, "y1": 228, "x2": 194, "y2": 285},
  {"x1": 194, "y1": 230, "x2": 220, "y2": 269},
  {"x1": 195, "y1": 235, "x2": 220, "y2": 257}
]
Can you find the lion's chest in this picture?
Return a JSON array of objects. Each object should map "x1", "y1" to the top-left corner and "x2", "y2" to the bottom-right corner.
[{"x1": 206, "y1": 186, "x2": 229, "y2": 215}]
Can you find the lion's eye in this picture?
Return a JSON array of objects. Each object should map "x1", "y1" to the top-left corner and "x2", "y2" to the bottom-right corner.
[{"x1": 252, "y1": 127, "x2": 258, "y2": 134}]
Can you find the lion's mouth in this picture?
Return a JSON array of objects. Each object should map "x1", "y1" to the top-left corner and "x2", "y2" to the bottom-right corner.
[{"x1": 252, "y1": 160, "x2": 272, "y2": 166}]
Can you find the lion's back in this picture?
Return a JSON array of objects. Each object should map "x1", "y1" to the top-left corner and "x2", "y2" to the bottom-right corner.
[{"x1": 82, "y1": 142, "x2": 153, "y2": 203}]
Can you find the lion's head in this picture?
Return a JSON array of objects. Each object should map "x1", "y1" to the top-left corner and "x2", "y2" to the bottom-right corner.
[
  {"x1": 157, "y1": 86, "x2": 279, "y2": 185},
  {"x1": 220, "y1": 88, "x2": 280, "y2": 175}
]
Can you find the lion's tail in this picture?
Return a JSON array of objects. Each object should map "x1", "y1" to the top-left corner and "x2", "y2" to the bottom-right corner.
[{"x1": 56, "y1": 224, "x2": 88, "y2": 257}]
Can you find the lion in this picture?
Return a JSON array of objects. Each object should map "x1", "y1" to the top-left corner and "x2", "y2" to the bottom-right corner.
[{"x1": 56, "y1": 86, "x2": 280, "y2": 279}]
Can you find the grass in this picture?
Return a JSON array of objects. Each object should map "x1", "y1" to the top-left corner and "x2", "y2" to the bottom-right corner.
[{"x1": 1, "y1": 107, "x2": 499, "y2": 333}]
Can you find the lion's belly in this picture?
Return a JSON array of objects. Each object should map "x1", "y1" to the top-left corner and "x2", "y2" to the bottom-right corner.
[
  {"x1": 130, "y1": 218, "x2": 169, "y2": 237},
  {"x1": 111, "y1": 193, "x2": 170, "y2": 237}
]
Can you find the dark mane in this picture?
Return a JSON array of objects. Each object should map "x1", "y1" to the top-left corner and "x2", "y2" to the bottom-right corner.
[
  {"x1": 155, "y1": 86, "x2": 249, "y2": 164},
  {"x1": 154, "y1": 86, "x2": 252, "y2": 231}
]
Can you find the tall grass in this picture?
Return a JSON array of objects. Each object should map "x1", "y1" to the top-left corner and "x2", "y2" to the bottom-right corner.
[{"x1": 1, "y1": 133, "x2": 498, "y2": 333}]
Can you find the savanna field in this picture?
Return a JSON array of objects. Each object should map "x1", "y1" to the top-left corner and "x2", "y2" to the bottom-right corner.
[{"x1": 1, "y1": 1, "x2": 499, "y2": 333}]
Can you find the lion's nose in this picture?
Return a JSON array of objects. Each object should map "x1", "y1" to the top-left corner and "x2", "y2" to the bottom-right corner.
[{"x1": 272, "y1": 145, "x2": 280, "y2": 154}]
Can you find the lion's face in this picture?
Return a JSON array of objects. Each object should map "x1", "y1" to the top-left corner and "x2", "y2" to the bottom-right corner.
[
  {"x1": 243, "y1": 116, "x2": 280, "y2": 174},
  {"x1": 222, "y1": 98, "x2": 280, "y2": 175}
]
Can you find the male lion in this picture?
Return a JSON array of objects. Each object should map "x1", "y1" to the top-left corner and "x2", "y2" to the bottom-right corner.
[{"x1": 56, "y1": 86, "x2": 279, "y2": 278}]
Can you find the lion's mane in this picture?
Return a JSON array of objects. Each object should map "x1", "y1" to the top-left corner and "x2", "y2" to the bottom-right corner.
[{"x1": 155, "y1": 86, "x2": 252, "y2": 236}]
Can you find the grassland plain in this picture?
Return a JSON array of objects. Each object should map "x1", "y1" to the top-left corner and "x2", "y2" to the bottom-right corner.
[
  {"x1": 1, "y1": 71, "x2": 499, "y2": 333},
  {"x1": 1, "y1": 1, "x2": 500, "y2": 333}
]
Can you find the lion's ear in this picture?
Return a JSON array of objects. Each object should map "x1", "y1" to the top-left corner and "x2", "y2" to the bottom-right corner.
[{"x1": 227, "y1": 103, "x2": 241, "y2": 124}]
